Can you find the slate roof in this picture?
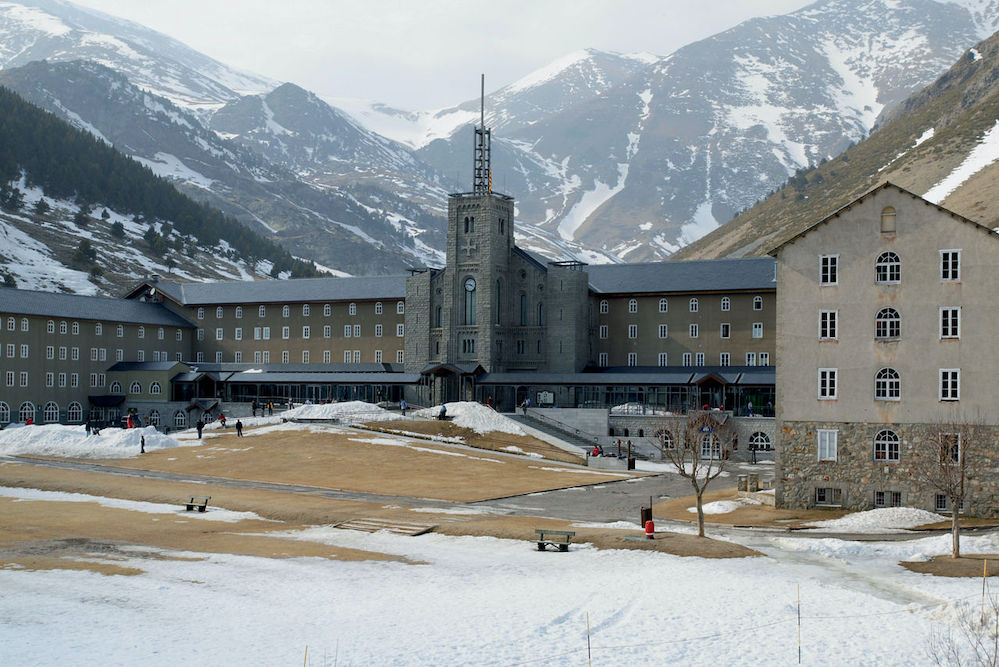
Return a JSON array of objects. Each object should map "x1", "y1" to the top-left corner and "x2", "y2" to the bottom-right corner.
[
  {"x1": 0, "y1": 287, "x2": 194, "y2": 327},
  {"x1": 132, "y1": 275, "x2": 408, "y2": 306},
  {"x1": 225, "y1": 371, "x2": 420, "y2": 384},
  {"x1": 586, "y1": 257, "x2": 776, "y2": 294},
  {"x1": 479, "y1": 366, "x2": 774, "y2": 386},
  {"x1": 107, "y1": 361, "x2": 187, "y2": 372}
]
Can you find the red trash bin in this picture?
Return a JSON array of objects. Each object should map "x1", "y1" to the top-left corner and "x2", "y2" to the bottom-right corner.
[{"x1": 645, "y1": 519, "x2": 655, "y2": 540}]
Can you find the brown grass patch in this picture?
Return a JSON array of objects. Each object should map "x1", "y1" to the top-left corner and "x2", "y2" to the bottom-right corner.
[
  {"x1": 902, "y1": 554, "x2": 999, "y2": 577},
  {"x1": 655, "y1": 487, "x2": 850, "y2": 528}
]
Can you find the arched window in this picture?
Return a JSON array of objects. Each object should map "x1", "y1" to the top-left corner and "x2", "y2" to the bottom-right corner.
[
  {"x1": 173, "y1": 411, "x2": 187, "y2": 428},
  {"x1": 656, "y1": 430, "x2": 674, "y2": 450},
  {"x1": 0, "y1": 401, "x2": 9, "y2": 424},
  {"x1": 463, "y1": 216, "x2": 474, "y2": 233},
  {"x1": 464, "y1": 279, "x2": 477, "y2": 325},
  {"x1": 659, "y1": 298, "x2": 668, "y2": 313},
  {"x1": 875, "y1": 368, "x2": 901, "y2": 400},
  {"x1": 323, "y1": 303, "x2": 331, "y2": 317},
  {"x1": 689, "y1": 298, "x2": 699, "y2": 312},
  {"x1": 628, "y1": 299, "x2": 638, "y2": 313},
  {"x1": 495, "y1": 280, "x2": 502, "y2": 324},
  {"x1": 149, "y1": 381, "x2": 162, "y2": 395},
  {"x1": 753, "y1": 296, "x2": 763, "y2": 311},
  {"x1": 109, "y1": 382, "x2": 122, "y2": 394},
  {"x1": 236, "y1": 306, "x2": 243, "y2": 319},
  {"x1": 375, "y1": 302, "x2": 383, "y2": 315},
  {"x1": 874, "y1": 429, "x2": 900, "y2": 461},
  {"x1": 47, "y1": 320, "x2": 54, "y2": 333},
  {"x1": 537, "y1": 302, "x2": 544, "y2": 326},
  {"x1": 700, "y1": 434, "x2": 721, "y2": 459},
  {"x1": 197, "y1": 307, "x2": 204, "y2": 320},
  {"x1": 129, "y1": 381, "x2": 142, "y2": 394},
  {"x1": 435, "y1": 306, "x2": 443, "y2": 328},
  {"x1": 749, "y1": 432, "x2": 772, "y2": 451},
  {"x1": 876, "y1": 251, "x2": 901, "y2": 283},
  {"x1": 67, "y1": 402, "x2": 83, "y2": 423},
  {"x1": 397, "y1": 301, "x2": 405, "y2": 315},
  {"x1": 149, "y1": 410, "x2": 160, "y2": 426},
  {"x1": 19, "y1": 402, "x2": 34, "y2": 423},
  {"x1": 881, "y1": 206, "x2": 897, "y2": 233},
  {"x1": 720, "y1": 297, "x2": 730, "y2": 312},
  {"x1": 216, "y1": 306, "x2": 224, "y2": 319},
  {"x1": 349, "y1": 303, "x2": 357, "y2": 316},
  {"x1": 59, "y1": 321, "x2": 67, "y2": 334},
  {"x1": 876, "y1": 308, "x2": 900, "y2": 339},
  {"x1": 157, "y1": 327, "x2": 164, "y2": 340},
  {"x1": 282, "y1": 305, "x2": 290, "y2": 318},
  {"x1": 599, "y1": 300, "x2": 608, "y2": 314},
  {"x1": 43, "y1": 401, "x2": 59, "y2": 423}
]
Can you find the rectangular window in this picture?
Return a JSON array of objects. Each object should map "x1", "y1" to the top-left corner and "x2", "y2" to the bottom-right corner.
[
  {"x1": 752, "y1": 322, "x2": 763, "y2": 338},
  {"x1": 216, "y1": 328, "x2": 224, "y2": 341},
  {"x1": 819, "y1": 310, "x2": 837, "y2": 339},
  {"x1": 116, "y1": 324, "x2": 124, "y2": 337},
  {"x1": 746, "y1": 352, "x2": 756, "y2": 366},
  {"x1": 658, "y1": 324, "x2": 668, "y2": 339},
  {"x1": 599, "y1": 325, "x2": 608, "y2": 339},
  {"x1": 345, "y1": 350, "x2": 352, "y2": 362},
  {"x1": 682, "y1": 352, "x2": 692, "y2": 366},
  {"x1": 262, "y1": 351, "x2": 269, "y2": 363},
  {"x1": 323, "y1": 350, "x2": 331, "y2": 363},
  {"x1": 235, "y1": 328, "x2": 242, "y2": 341},
  {"x1": 71, "y1": 347, "x2": 79, "y2": 361},
  {"x1": 759, "y1": 352, "x2": 770, "y2": 366},
  {"x1": 815, "y1": 487, "x2": 842, "y2": 506},
  {"x1": 259, "y1": 305, "x2": 266, "y2": 318},
  {"x1": 818, "y1": 368, "x2": 838, "y2": 399},
  {"x1": 58, "y1": 372, "x2": 66, "y2": 388},
  {"x1": 19, "y1": 371, "x2": 27, "y2": 387},
  {"x1": 90, "y1": 347, "x2": 98, "y2": 361},
  {"x1": 720, "y1": 352, "x2": 730, "y2": 366},
  {"x1": 303, "y1": 304, "x2": 310, "y2": 317},
  {"x1": 302, "y1": 326, "x2": 310, "y2": 339},
  {"x1": 197, "y1": 328, "x2": 204, "y2": 341},
  {"x1": 95, "y1": 323, "x2": 102, "y2": 335},
  {"x1": 235, "y1": 307, "x2": 242, "y2": 319},
  {"x1": 627, "y1": 352, "x2": 637, "y2": 366},
  {"x1": 375, "y1": 324, "x2": 383, "y2": 337},
  {"x1": 4, "y1": 343, "x2": 12, "y2": 358},
  {"x1": 137, "y1": 350, "x2": 144, "y2": 362},
  {"x1": 18, "y1": 344, "x2": 27, "y2": 359},
  {"x1": 354, "y1": 325, "x2": 361, "y2": 338},
  {"x1": 820, "y1": 254, "x2": 839, "y2": 285},
  {"x1": 940, "y1": 307, "x2": 960, "y2": 339},
  {"x1": 396, "y1": 350, "x2": 404, "y2": 363},
  {"x1": 234, "y1": 351, "x2": 242, "y2": 363},
  {"x1": 59, "y1": 346, "x2": 67, "y2": 360},
  {"x1": 344, "y1": 325, "x2": 352, "y2": 338},
  {"x1": 262, "y1": 327, "x2": 270, "y2": 340},
  {"x1": 254, "y1": 327, "x2": 261, "y2": 340},
  {"x1": 4, "y1": 371, "x2": 12, "y2": 386},
  {"x1": 99, "y1": 348, "x2": 106, "y2": 361},
  {"x1": 89, "y1": 373, "x2": 98, "y2": 387},
  {"x1": 658, "y1": 352, "x2": 668, "y2": 367},
  {"x1": 396, "y1": 324, "x2": 404, "y2": 337},
  {"x1": 71, "y1": 373, "x2": 78, "y2": 387},
  {"x1": 281, "y1": 351, "x2": 289, "y2": 363},
  {"x1": 254, "y1": 351, "x2": 262, "y2": 363},
  {"x1": 176, "y1": 329, "x2": 183, "y2": 341},
  {"x1": 46, "y1": 345, "x2": 54, "y2": 360},
  {"x1": 375, "y1": 350, "x2": 382, "y2": 363},
  {"x1": 215, "y1": 351, "x2": 223, "y2": 363},
  {"x1": 282, "y1": 326, "x2": 290, "y2": 339},
  {"x1": 939, "y1": 369, "x2": 960, "y2": 401},
  {"x1": 689, "y1": 324, "x2": 698, "y2": 338},
  {"x1": 354, "y1": 350, "x2": 361, "y2": 363},
  {"x1": 598, "y1": 352, "x2": 608, "y2": 367},
  {"x1": 628, "y1": 324, "x2": 637, "y2": 339},
  {"x1": 324, "y1": 325, "x2": 331, "y2": 338},
  {"x1": 302, "y1": 351, "x2": 310, "y2": 364},
  {"x1": 940, "y1": 249, "x2": 961, "y2": 281},
  {"x1": 45, "y1": 372, "x2": 54, "y2": 387},
  {"x1": 719, "y1": 323, "x2": 730, "y2": 339},
  {"x1": 695, "y1": 352, "x2": 705, "y2": 366},
  {"x1": 817, "y1": 429, "x2": 838, "y2": 461}
]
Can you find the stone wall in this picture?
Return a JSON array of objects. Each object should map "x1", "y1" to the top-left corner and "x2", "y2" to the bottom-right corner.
[
  {"x1": 606, "y1": 413, "x2": 777, "y2": 463},
  {"x1": 777, "y1": 420, "x2": 999, "y2": 517}
]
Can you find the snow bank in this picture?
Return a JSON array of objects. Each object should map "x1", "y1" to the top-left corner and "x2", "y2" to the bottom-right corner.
[
  {"x1": 687, "y1": 499, "x2": 759, "y2": 515},
  {"x1": 412, "y1": 402, "x2": 526, "y2": 435},
  {"x1": 804, "y1": 507, "x2": 947, "y2": 533},
  {"x1": 0, "y1": 424, "x2": 183, "y2": 459},
  {"x1": 281, "y1": 401, "x2": 400, "y2": 422}
]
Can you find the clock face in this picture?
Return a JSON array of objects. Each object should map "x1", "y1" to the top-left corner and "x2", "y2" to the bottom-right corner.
[{"x1": 464, "y1": 277, "x2": 476, "y2": 292}]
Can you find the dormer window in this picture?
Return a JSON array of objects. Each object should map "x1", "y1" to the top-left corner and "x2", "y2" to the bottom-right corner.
[{"x1": 880, "y1": 206, "x2": 896, "y2": 234}]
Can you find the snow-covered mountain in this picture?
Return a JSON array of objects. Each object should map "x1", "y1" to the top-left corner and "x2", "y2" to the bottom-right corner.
[
  {"x1": 2, "y1": 0, "x2": 999, "y2": 279},
  {"x1": 407, "y1": 0, "x2": 999, "y2": 261}
]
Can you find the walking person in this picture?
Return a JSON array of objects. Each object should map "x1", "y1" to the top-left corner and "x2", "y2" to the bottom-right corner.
[
  {"x1": 268, "y1": 402, "x2": 273, "y2": 416},
  {"x1": 219, "y1": 412, "x2": 227, "y2": 428},
  {"x1": 196, "y1": 418, "x2": 205, "y2": 439},
  {"x1": 251, "y1": 400, "x2": 258, "y2": 418},
  {"x1": 400, "y1": 398, "x2": 407, "y2": 416},
  {"x1": 235, "y1": 420, "x2": 243, "y2": 437}
]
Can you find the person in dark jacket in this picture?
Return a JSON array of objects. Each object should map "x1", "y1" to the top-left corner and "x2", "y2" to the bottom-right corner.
[{"x1": 196, "y1": 418, "x2": 205, "y2": 439}]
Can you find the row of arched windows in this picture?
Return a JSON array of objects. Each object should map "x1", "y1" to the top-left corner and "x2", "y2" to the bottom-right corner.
[
  {"x1": 198, "y1": 302, "x2": 404, "y2": 319},
  {"x1": 107, "y1": 381, "x2": 162, "y2": 395},
  {"x1": 0, "y1": 401, "x2": 84, "y2": 424}
]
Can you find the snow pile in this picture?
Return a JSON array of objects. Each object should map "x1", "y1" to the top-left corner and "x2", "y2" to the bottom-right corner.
[
  {"x1": 281, "y1": 401, "x2": 400, "y2": 422},
  {"x1": 0, "y1": 424, "x2": 182, "y2": 459},
  {"x1": 804, "y1": 507, "x2": 947, "y2": 533},
  {"x1": 687, "y1": 498, "x2": 760, "y2": 515},
  {"x1": 413, "y1": 402, "x2": 526, "y2": 435}
]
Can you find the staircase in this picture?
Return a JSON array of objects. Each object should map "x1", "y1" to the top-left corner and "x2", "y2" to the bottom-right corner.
[{"x1": 507, "y1": 413, "x2": 598, "y2": 453}]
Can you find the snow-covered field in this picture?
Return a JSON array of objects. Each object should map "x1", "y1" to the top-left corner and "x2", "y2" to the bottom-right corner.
[
  {"x1": 0, "y1": 485, "x2": 995, "y2": 666},
  {"x1": 0, "y1": 414, "x2": 996, "y2": 664}
]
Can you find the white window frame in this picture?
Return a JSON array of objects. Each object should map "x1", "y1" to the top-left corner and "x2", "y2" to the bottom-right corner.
[
  {"x1": 628, "y1": 324, "x2": 637, "y2": 339},
  {"x1": 820, "y1": 254, "x2": 839, "y2": 285},
  {"x1": 720, "y1": 297, "x2": 730, "y2": 312},
  {"x1": 817, "y1": 429, "x2": 838, "y2": 462},
  {"x1": 599, "y1": 325, "x2": 608, "y2": 339},
  {"x1": 940, "y1": 249, "x2": 961, "y2": 282},
  {"x1": 628, "y1": 299, "x2": 638, "y2": 314},
  {"x1": 659, "y1": 324, "x2": 668, "y2": 339},
  {"x1": 753, "y1": 296, "x2": 763, "y2": 311},
  {"x1": 689, "y1": 324, "x2": 698, "y2": 338},
  {"x1": 939, "y1": 369, "x2": 960, "y2": 401},
  {"x1": 682, "y1": 352, "x2": 692, "y2": 366},
  {"x1": 598, "y1": 352, "x2": 608, "y2": 367},
  {"x1": 658, "y1": 298, "x2": 668, "y2": 313},
  {"x1": 719, "y1": 352, "x2": 730, "y2": 366},
  {"x1": 940, "y1": 307, "x2": 960, "y2": 339},
  {"x1": 657, "y1": 352, "x2": 668, "y2": 367},
  {"x1": 819, "y1": 310, "x2": 838, "y2": 340},
  {"x1": 599, "y1": 300, "x2": 608, "y2": 314},
  {"x1": 689, "y1": 298, "x2": 698, "y2": 313},
  {"x1": 818, "y1": 368, "x2": 838, "y2": 399},
  {"x1": 719, "y1": 323, "x2": 730, "y2": 339},
  {"x1": 752, "y1": 322, "x2": 763, "y2": 338},
  {"x1": 627, "y1": 352, "x2": 637, "y2": 367}
]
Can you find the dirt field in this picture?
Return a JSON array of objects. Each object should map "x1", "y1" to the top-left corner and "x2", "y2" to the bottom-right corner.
[
  {"x1": 902, "y1": 554, "x2": 999, "y2": 577},
  {"x1": 0, "y1": 423, "x2": 760, "y2": 576},
  {"x1": 655, "y1": 487, "x2": 851, "y2": 528}
]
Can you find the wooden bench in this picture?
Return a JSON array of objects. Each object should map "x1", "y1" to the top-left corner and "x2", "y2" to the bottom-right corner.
[
  {"x1": 535, "y1": 529, "x2": 575, "y2": 552},
  {"x1": 185, "y1": 496, "x2": 211, "y2": 512}
]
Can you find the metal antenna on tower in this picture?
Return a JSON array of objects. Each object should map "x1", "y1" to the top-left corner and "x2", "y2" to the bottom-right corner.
[{"x1": 473, "y1": 74, "x2": 491, "y2": 193}]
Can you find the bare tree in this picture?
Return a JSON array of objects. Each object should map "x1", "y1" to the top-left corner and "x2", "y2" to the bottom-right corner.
[
  {"x1": 927, "y1": 594, "x2": 999, "y2": 666},
  {"x1": 654, "y1": 411, "x2": 735, "y2": 537},
  {"x1": 909, "y1": 419, "x2": 989, "y2": 558}
]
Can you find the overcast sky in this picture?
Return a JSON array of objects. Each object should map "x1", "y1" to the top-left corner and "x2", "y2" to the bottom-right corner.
[{"x1": 70, "y1": 0, "x2": 816, "y2": 109}]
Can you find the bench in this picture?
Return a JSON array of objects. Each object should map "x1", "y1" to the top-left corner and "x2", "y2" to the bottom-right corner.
[
  {"x1": 185, "y1": 495, "x2": 211, "y2": 512},
  {"x1": 535, "y1": 529, "x2": 575, "y2": 552}
]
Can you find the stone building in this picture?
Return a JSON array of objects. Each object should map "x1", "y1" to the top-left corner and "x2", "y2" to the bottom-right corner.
[{"x1": 772, "y1": 182, "x2": 999, "y2": 516}]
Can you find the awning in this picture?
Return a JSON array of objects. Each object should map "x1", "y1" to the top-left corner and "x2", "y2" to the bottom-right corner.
[
  {"x1": 88, "y1": 395, "x2": 126, "y2": 407},
  {"x1": 419, "y1": 362, "x2": 485, "y2": 377},
  {"x1": 186, "y1": 399, "x2": 219, "y2": 412}
]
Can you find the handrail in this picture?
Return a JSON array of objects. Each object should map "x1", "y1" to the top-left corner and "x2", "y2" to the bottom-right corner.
[{"x1": 522, "y1": 409, "x2": 601, "y2": 446}]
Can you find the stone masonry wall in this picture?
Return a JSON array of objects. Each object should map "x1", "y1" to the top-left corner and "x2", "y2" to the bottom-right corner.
[{"x1": 777, "y1": 420, "x2": 999, "y2": 517}]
